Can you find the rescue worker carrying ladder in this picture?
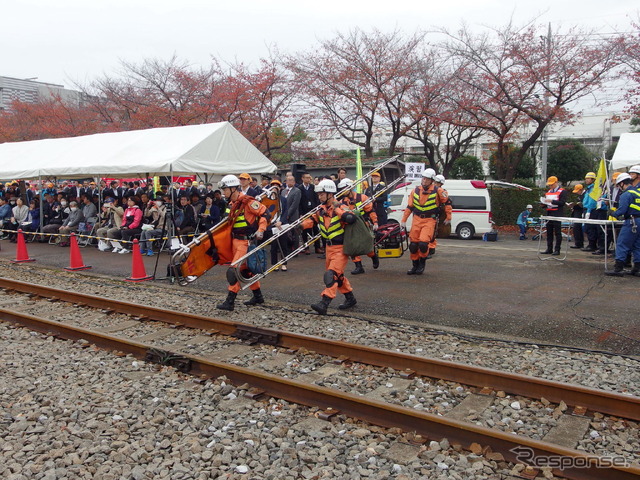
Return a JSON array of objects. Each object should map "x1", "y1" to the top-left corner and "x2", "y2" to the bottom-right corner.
[
  {"x1": 217, "y1": 174, "x2": 270, "y2": 311},
  {"x1": 303, "y1": 179, "x2": 359, "y2": 315},
  {"x1": 338, "y1": 178, "x2": 380, "y2": 275},
  {"x1": 401, "y1": 168, "x2": 451, "y2": 275}
]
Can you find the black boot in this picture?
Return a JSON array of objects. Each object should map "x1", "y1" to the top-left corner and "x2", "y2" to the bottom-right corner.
[
  {"x1": 372, "y1": 254, "x2": 379, "y2": 269},
  {"x1": 338, "y1": 291, "x2": 357, "y2": 310},
  {"x1": 415, "y1": 257, "x2": 426, "y2": 275},
  {"x1": 631, "y1": 263, "x2": 640, "y2": 277},
  {"x1": 244, "y1": 288, "x2": 264, "y2": 306},
  {"x1": 351, "y1": 261, "x2": 365, "y2": 275},
  {"x1": 217, "y1": 291, "x2": 237, "y2": 311},
  {"x1": 311, "y1": 295, "x2": 332, "y2": 315},
  {"x1": 606, "y1": 260, "x2": 625, "y2": 277},
  {"x1": 407, "y1": 260, "x2": 419, "y2": 275},
  {"x1": 427, "y1": 248, "x2": 435, "y2": 259}
]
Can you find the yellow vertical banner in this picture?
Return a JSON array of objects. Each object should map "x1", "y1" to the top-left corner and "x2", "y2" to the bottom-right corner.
[
  {"x1": 153, "y1": 176, "x2": 160, "y2": 194},
  {"x1": 589, "y1": 158, "x2": 607, "y2": 203},
  {"x1": 356, "y1": 147, "x2": 363, "y2": 193}
]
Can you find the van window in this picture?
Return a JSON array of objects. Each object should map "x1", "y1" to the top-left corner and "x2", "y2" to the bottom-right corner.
[
  {"x1": 389, "y1": 194, "x2": 405, "y2": 207},
  {"x1": 450, "y1": 195, "x2": 486, "y2": 210}
]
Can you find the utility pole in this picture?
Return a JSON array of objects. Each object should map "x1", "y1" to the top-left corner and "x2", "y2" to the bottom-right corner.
[{"x1": 540, "y1": 23, "x2": 552, "y2": 187}]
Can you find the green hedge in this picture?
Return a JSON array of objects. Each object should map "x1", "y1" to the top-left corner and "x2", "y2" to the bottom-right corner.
[{"x1": 488, "y1": 187, "x2": 584, "y2": 225}]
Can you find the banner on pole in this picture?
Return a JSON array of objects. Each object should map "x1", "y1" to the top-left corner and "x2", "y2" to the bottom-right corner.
[{"x1": 405, "y1": 162, "x2": 425, "y2": 181}]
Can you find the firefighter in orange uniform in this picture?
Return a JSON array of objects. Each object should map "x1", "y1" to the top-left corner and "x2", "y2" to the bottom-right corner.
[
  {"x1": 303, "y1": 179, "x2": 358, "y2": 315},
  {"x1": 338, "y1": 178, "x2": 380, "y2": 274},
  {"x1": 217, "y1": 175, "x2": 269, "y2": 311},
  {"x1": 401, "y1": 168, "x2": 451, "y2": 275},
  {"x1": 428, "y1": 174, "x2": 452, "y2": 258}
]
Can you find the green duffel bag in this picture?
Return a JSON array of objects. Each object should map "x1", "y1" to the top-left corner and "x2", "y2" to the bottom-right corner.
[{"x1": 343, "y1": 215, "x2": 374, "y2": 256}]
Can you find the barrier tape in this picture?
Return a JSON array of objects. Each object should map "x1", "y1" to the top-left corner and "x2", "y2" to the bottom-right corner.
[{"x1": 0, "y1": 228, "x2": 196, "y2": 245}]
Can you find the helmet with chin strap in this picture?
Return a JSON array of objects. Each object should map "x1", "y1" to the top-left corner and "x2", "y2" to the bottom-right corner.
[
  {"x1": 315, "y1": 179, "x2": 337, "y2": 193},
  {"x1": 218, "y1": 175, "x2": 240, "y2": 189}
]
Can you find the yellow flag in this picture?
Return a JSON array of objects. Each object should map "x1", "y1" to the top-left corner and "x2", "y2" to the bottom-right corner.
[
  {"x1": 356, "y1": 147, "x2": 363, "y2": 193},
  {"x1": 589, "y1": 158, "x2": 606, "y2": 203}
]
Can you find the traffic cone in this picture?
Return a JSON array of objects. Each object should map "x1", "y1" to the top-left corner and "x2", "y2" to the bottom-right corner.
[
  {"x1": 64, "y1": 233, "x2": 91, "y2": 271},
  {"x1": 125, "y1": 239, "x2": 153, "y2": 282},
  {"x1": 11, "y1": 229, "x2": 35, "y2": 263}
]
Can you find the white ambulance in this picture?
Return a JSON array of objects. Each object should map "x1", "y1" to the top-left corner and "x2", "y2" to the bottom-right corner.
[{"x1": 386, "y1": 180, "x2": 528, "y2": 239}]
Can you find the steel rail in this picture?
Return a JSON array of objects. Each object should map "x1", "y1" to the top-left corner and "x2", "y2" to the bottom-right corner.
[
  {"x1": 1, "y1": 306, "x2": 638, "y2": 480},
  {"x1": 1, "y1": 278, "x2": 638, "y2": 422}
]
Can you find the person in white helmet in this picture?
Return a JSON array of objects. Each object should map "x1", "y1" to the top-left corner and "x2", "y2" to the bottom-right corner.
[
  {"x1": 338, "y1": 178, "x2": 379, "y2": 275},
  {"x1": 216, "y1": 174, "x2": 270, "y2": 311},
  {"x1": 430, "y1": 174, "x2": 452, "y2": 256},
  {"x1": 401, "y1": 168, "x2": 451, "y2": 275},
  {"x1": 516, "y1": 204, "x2": 534, "y2": 240},
  {"x1": 629, "y1": 165, "x2": 640, "y2": 190},
  {"x1": 302, "y1": 179, "x2": 359, "y2": 314},
  {"x1": 607, "y1": 173, "x2": 640, "y2": 276}
]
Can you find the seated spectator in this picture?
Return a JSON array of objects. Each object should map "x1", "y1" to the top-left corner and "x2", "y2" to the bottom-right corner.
[
  {"x1": 21, "y1": 200, "x2": 40, "y2": 235},
  {"x1": 191, "y1": 193, "x2": 204, "y2": 216},
  {"x1": 7, "y1": 197, "x2": 29, "y2": 242},
  {"x1": 139, "y1": 196, "x2": 167, "y2": 256},
  {"x1": 117, "y1": 197, "x2": 143, "y2": 254},
  {"x1": 58, "y1": 201, "x2": 84, "y2": 246},
  {"x1": 81, "y1": 195, "x2": 98, "y2": 222},
  {"x1": 174, "y1": 195, "x2": 196, "y2": 241},
  {"x1": 199, "y1": 195, "x2": 221, "y2": 231},
  {"x1": 0, "y1": 197, "x2": 12, "y2": 239},
  {"x1": 96, "y1": 198, "x2": 124, "y2": 252},
  {"x1": 42, "y1": 199, "x2": 69, "y2": 237}
]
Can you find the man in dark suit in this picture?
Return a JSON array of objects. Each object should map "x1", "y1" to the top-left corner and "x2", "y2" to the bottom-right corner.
[
  {"x1": 281, "y1": 174, "x2": 301, "y2": 251},
  {"x1": 298, "y1": 172, "x2": 322, "y2": 254},
  {"x1": 239, "y1": 173, "x2": 259, "y2": 197},
  {"x1": 365, "y1": 171, "x2": 388, "y2": 226}
]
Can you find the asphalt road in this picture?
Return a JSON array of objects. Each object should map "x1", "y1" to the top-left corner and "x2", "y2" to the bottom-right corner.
[{"x1": 1, "y1": 233, "x2": 638, "y2": 357}]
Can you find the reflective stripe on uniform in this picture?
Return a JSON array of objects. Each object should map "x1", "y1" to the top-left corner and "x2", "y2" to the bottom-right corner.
[
  {"x1": 412, "y1": 187, "x2": 438, "y2": 213},
  {"x1": 319, "y1": 213, "x2": 344, "y2": 240}
]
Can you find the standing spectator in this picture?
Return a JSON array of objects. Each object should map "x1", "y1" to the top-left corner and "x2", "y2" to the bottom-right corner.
[
  {"x1": 516, "y1": 204, "x2": 533, "y2": 240},
  {"x1": 118, "y1": 197, "x2": 144, "y2": 254},
  {"x1": 540, "y1": 176, "x2": 568, "y2": 255},
  {"x1": 281, "y1": 175, "x2": 301, "y2": 251},
  {"x1": 213, "y1": 190, "x2": 227, "y2": 217},
  {"x1": 335, "y1": 168, "x2": 347, "y2": 189},
  {"x1": 298, "y1": 172, "x2": 322, "y2": 254},
  {"x1": 238, "y1": 173, "x2": 259, "y2": 197},
  {"x1": 568, "y1": 184, "x2": 585, "y2": 249},
  {"x1": 365, "y1": 171, "x2": 388, "y2": 226},
  {"x1": 608, "y1": 173, "x2": 640, "y2": 276},
  {"x1": 190, "y1": 193, "x2": 204, "y2": 217}
]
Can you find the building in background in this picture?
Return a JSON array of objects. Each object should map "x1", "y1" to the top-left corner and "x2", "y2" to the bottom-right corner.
[{"x1": 0, "y1": 75, "x2": 83, "y2": 112}]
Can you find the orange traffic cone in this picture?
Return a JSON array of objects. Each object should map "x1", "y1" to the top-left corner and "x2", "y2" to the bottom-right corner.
[
  {"x1": 125, "y1": 239, "x2": 153, "y2": 282},
  {"x1": 11, "y1": 229, "x2": 35, "y2": 263},
  {"x1": 64, "y1": 233, "x2": 91, "y2": 271}
]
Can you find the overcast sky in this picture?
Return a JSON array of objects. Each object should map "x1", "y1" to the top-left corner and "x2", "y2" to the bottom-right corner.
[{"x1": 3, "y1": 0, "x2": 637, "y2": 90}]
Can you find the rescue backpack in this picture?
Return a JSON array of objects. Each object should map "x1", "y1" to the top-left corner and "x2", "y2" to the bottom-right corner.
[
  {"x1": 246, "y1": 243, "x2": 267, "y2": 275},
  {"x1": 342, "y1": 215, "x2": 374, "y2": 256}
]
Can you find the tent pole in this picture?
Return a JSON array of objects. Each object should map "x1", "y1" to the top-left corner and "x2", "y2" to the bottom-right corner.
[{"x1": 38, "y1": 174, "x2": 43, "y2": 235}]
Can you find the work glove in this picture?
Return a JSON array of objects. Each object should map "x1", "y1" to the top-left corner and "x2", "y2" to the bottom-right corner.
[
  {"x1": 444, "y1": 219, "x2": 451, "y2": 225},
  {"x1": 400, "y1": 222, "x2": 407, "y2": 231},
  {"x1": 372, "y1": 224, "x2": 378, "y2": 232},
  {"x1": 255, "y1": 231, "x2": 264, "y2": 240}
]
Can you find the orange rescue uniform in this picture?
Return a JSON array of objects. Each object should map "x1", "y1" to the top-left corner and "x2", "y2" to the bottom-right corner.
[
  {"x1": 227, "y1": 194, "x2": 268, "y2": 293},
  {"x1": 429, "y1": 187, "x2": 452, "y2": 250},
  {"x1": 402, "y1": 184, "x2": 451, "y2": 260},
  {"x1": 303, "y1": 204, "x2": 354, "y2": 299}
]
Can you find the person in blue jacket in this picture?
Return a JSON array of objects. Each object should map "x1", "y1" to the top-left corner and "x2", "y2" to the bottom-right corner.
[
  {"x1": 516, "y1": 204, "x2": 533, "y2": 240},
  {"x1": 608, "y1": 173, "x2": 640, "y2": 276}
]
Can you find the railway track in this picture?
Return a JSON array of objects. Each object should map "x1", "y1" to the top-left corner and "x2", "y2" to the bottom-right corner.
[{"x1": 1, "y1": 277, "x2": 639, "y2": 479}]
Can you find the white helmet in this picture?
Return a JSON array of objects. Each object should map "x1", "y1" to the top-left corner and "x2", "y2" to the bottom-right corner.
[
  {"x1": 338, "y1": 178, "x2": 354, "y2": 189},
  {"x1": 434, "y1": 174, "x2": 445, "y2": 184},
  {"x1": 629, "y1": 165, "x2": 640, "y2": 175},
  {"x1": 315, "y1": 179, "x2": 337, "y2": 193},
  {"x1": 218, "y1": 174, "x2": 240, "y2": 189},
  {"x1": 422, "y1": 168, "x2": 436, "y2": 179},
  {"x1": 615, "y1": 172, "x2": 632, "y2": 185}
]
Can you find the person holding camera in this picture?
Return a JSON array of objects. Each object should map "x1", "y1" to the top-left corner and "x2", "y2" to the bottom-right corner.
[
  {"x1": 139, "y1": 197, "x2": 168, "y2": 256},
  {"x1": 96, "y1": 198, "x2": 124, "y2": 252}
]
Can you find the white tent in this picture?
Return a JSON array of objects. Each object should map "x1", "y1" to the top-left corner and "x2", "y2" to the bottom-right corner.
[
  {"x1": 611, "y1": 132, "x2": 640, "y2": 170},
  {"x1": 0, "y1": 122, "x2": 277, "y2": 179}
]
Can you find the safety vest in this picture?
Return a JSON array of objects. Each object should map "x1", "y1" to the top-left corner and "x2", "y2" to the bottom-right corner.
[
  {"x1": 628, "y1": 189, "x2": 640, "y2": 214},
  {"x1": 230, "y1": 199, "x2": 257, "y2": 234},
  {"x1": 545, "y1": 189, "x2": 564, "y2": 211},
  {"x1": 345, "y1": 193, "x2": 365, "y2": 216},
  {"x1": 412, "y1": 186, "x2": 439, "y2": 214},
  {"x1": 318, "y1": 209, "x2": 345, "y2": 242}
]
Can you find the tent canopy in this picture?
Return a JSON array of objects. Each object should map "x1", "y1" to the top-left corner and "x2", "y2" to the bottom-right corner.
[
  {"x1": 611, "y1": 132, "x2": 640, "y2": 170},
  {"x1": 0, "y1": 122, "x2": 277, "y2": 179}
]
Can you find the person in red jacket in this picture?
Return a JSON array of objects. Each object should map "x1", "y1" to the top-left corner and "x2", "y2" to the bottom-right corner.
[
  {"x1": 217, "y1": 175, "x2": 269, "y2": 311},
  {"x1": 118, "y1": 197, "x2": 144, "y2": 254},
  {"x1": 303, "y1": 179, "x2": 358, "y2": 315},
  {"x1": 401, "y1": 168, "x2": 451, "y2": 275}
]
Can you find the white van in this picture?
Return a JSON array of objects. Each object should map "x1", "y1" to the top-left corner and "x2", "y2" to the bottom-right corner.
[{"x1": 387, "y1": 179, "x2": 494, "y2": 239}]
